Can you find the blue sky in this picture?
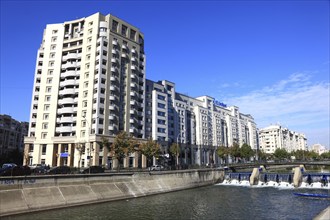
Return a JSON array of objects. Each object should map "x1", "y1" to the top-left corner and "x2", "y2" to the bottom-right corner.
[{"x1": 1, "y1": 0, "x2": 329, "y2": 148}]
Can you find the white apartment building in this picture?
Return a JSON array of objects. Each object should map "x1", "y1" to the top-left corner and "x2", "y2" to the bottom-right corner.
[
  {"x1": 24, "y1": 12, "x2": 146, "y2": 168},
  {"x1": 145, "y1": 80, "x2": 258, "y2": 166},
  {"x1": 258, "y1": 125, "x2": 307, "y2": 154}
]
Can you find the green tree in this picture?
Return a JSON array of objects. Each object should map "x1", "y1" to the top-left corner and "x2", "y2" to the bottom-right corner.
[
  {"x1": 108, "y1": 131, "x2": 135, "y2": 171},
  {"x1": 139, "y1": 139, "x2": 161, "y2": 167},
  {"x1": 273, "y1": 148, "x2": 289, "y2": 161},
  {"x1": 255, "y1": 149, "x2": 267, "y2": 161},
  {"x1": 229, "y1": 143, "x2": 241, "y2": 162},
  {"x1": 320, "y1": 151, "x2": 330, "y2": 159},
  {"x1": 240, "y1": 143, "x2": 254, "y2": 161},
  {"x1": 170, "y1": 143, "x2": 180, "y2": 168},
  {"x1": 216, "y1": 146, "x2": 229, "y2": 165}
]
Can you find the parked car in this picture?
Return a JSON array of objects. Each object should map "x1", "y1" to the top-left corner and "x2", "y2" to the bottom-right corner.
[
  {"x1": 0, "y1": 165, "x2": 31, "y2": 176},
  {"x1": 149, "y1": 165, "x2": 164, "y2": 171},
  {"x1": 32, "y1": 165, "x2": 50, "y2": 175},
  {"x1": 47, "y1": 166, "x2": 71, "y2": 174},
  {"x1": 80, "y1": 166, "x2": 105, "y2": 174}
]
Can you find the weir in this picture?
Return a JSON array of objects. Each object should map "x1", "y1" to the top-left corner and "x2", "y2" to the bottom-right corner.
[{"x1": 220, "y1": 165, "x2": 330, "y2": 189}]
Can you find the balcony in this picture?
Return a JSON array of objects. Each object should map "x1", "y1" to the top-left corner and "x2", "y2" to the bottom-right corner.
[
  {"x1": 110, "y1": 76, "x2": 116, "y2": 81},
  {"x1": 59, "y1": 88, "x2": 76, "y2": 96},
  {"x1": 109, "y1": 95, "x2": 116, "y2": 101},
  {"x1": 129, "y1": 119, "x2": 134, "y2": 123},
  {"x1": 109, "y1": 125, "x2": 115, "y2": 131},
  {"x1": 122, "y1": 44, "x2": 128, "y2": 50},
  {"x1": 131, "y1": 65, "x2": 136, "y2": 70},
  {"x1": 109, "y1": 105, "x2": 115, "y2": 111},
  {"x1": 60, "y1": 79, "x2": 77, "y2": 87},
  {"x1": 58, "y1": 107, "x2": 75, "y2": 114},
  {"x1": 131, "y1": 48, "x2": 137, "y2": 54},
  {"x1": 56, "y1": 126, "x2": 74, "y2": 133},
  {"x1": 111, "y1": 49, "x2": 118, "y2": 54},
  {"x1": 110, "y1": 86, "x2": 116, "y2": 91},
  {"x1": 58, "y1": 116, "x2": 76, "y2": 123},
  {"x1": 111, "y1": 67, "x2": 118, "y2": 72},
  {"x1": 109, "y1": 115, "x2": 115, "y2": 120},
  {"x1": 121, "y1": 53, "x2": 128, "y2": 59},
  {"x1": 61, "y1": 70, "x2": 79, "y2": 78},
  {"x1": 58, "y1": 97, "x2": 74, "y2": 105},
  {"x1": 62, "y1": 53, "x2": 81, "y2": 61},
  {"x1": 130, "y1": 92, "x2": 135, "y2": 97},
  {"x1": 112, "y1": 40, "x2": 118, "y2": 45},
  {"x1": 111, "y1": 58, "x2": 116, "y2": 63},
  {"x1": 131, "y1": 74, "x2": 136, "y2": 79}
]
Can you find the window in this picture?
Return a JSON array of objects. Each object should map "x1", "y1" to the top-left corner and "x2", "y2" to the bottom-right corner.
[
  {"x1": 29, "y1": 144, "x2": 34, "y2": 152},
  {"x1": 47, "y1": 78, "x2": 52, "y2": 84},
  {"x1": 52, "y1": 30, "x2": 58, "y2": 34},
  {"x1": 84, "y1": 82, "x2": 88, "y2": 88},
  {"x1": 83, "y1": 101, "x2": 87, "y2": 107},
  {"x1": 87, "y1": 46, "x2": 91, "y2": 52},
  {"x1": 112, "y1": 20, "x2": 118, "y2": 31},
  {"x1": 51, "y1": 45, "x2": 56, "y2": 50},
  {"x1": 83, "y1": 91, "x2": 88, "y2": 98},
  {"x1": 157, "y1": 103, "x2": 165, "y2": 109},
  {"x1": 51, "y1": 37, "x2": 57, "y2": 42},
  {"x1": 121, "y1": 25, "x2": 127, "y2": 36},
  {"x1": 130, "y1": 29, "x2": 136, "y2": 40},
  {"x1": 44, "y1": 105, "x2": 50, "y2": 111},
  {"x1": 158, "y1": 94, "x2": 165, "y2": 101},
  {"x1": 157, "y1": 128, "x2": 166, "y2": 133},
  {"x1": 43, "y1": 114, "x2": 49, "y2": 120},
  {"x1": 88, "y1": 22, "x2": 93, "y2": 26},
  {"x1": 157, "y1": 111, "x2": 165, "y2": 117},
  {"x1": 41, "y1": 133, "x2": 47, "y2": 139},
  {"x1": 158, "y1": 119, "x2": 166, "y2": 125},
  {"x1": 46, "y1": 87, "x2": 51, "y2": 93},
  {"x1": 42, "y1": 144, "x2": 47, "y2": 155},
  {"x1": 50, "y1": 53, "x2": 55, "y2": 59},
  {"x1": 88, "y1": 29, "x2": 92, "y2": 35},
  {"x1": 87, "y1": 37, "x2": 92, "y2": 43},
  {"x1": 84, "y1": 72, "x2": 89, "y2": 79},
  {"x1": 42, "y1": 123, "x2": 48, "y2": 129},
  {"x1": 45, "y1": 96, "x2": 51, "y2": 102},
  {"x1": 48, "y1": 70, "x2": 53, "y2": 75}
]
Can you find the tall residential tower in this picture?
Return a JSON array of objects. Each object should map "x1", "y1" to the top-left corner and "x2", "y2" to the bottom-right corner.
[{"x1": 24, "y1": 13, "x2": 146, "y2": 168}]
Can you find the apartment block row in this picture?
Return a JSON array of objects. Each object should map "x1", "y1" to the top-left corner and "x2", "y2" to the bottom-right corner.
[
  {"x1": 24, "y1": 12, "x2": 257, "y2": 169},
  {"x1": 258, "y1": 125, "x2": 307, "y2": 154}
]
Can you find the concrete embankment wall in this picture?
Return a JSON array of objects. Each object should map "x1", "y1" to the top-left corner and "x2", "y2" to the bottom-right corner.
[{"x1": 0, "y1": 169, "x2": 223, "y2": 217}]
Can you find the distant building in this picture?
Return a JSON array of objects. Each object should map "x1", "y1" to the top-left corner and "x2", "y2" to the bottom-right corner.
[
  {"x1": 311, "y1": 144, "x2": 328, "y2": 155},
  {"x1": 0, "y1": 114, "x2": 28, "y2": 156},
  {"x1": 258, "y1": 125, "x2": 307, "y2": 154}
]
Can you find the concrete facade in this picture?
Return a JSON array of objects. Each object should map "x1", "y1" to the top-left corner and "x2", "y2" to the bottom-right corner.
[
  {"x1": 24, "y1": 12, "x2": 146, "y2": 168},
  {"x1": 145, "y1": 80, "x2": 258, "y2": 166}
]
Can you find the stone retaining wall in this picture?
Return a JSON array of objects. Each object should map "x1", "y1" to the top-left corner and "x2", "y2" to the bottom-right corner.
[{"x1": 0, "y1": 169, "x2": 223, "y2": 217}]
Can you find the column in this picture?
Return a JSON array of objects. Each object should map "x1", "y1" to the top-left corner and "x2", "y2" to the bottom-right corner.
[
  {"x1": 93, "y1": 142, "x2": 99, "y2": 166},
  {"x1": 142, "y1": 154, "x2": 146, "y2": 168},
  {"x1": 57, "y1": 144, "x2": 61, "y2": 166}
]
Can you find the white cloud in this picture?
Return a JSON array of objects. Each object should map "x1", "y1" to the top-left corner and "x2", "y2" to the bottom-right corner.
[{"x1": 221, "y1": 72, "x2": 330, "y2": 147}]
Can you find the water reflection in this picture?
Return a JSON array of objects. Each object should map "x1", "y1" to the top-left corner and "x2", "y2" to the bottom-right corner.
[{"x1": 3, "y1": 185, "x2": 329, "y2": 220}]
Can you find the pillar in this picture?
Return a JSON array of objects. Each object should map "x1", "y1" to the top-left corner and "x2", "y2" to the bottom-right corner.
[
  {"x1": 142, "y1": 154, "x2": 147, "y2": 168},
  {"x1": 57, "y1": 144, "x2": 61, "y2": 166}
]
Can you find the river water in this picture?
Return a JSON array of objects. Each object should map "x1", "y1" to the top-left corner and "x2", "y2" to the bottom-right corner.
[{"x1": 4, "y1": 184, "x2": 329, "y2": 220}]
